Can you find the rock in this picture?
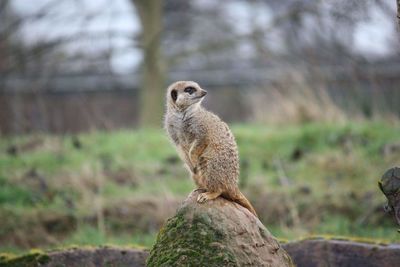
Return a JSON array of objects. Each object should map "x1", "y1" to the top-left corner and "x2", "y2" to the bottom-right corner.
[
  {"x1": 2, "y1": 238, "x2": 399, "y2": 267},
  {"x1": 147, "y1": 190, "x2": 293, "y2": 267},
  {"x1": 378, "y1": 167, "x2": 400, "y2": 225},
  {"x1": 0, "y1": 246, "x2": 148, "y2": 267},
  {"x1": 283, "y1": 238, "x2": 400, "y2": 267},
  {"x1": 47, "y1": 247, "x2": 148, "y2": 267}
]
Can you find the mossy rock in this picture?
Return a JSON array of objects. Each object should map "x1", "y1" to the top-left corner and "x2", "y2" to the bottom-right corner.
[
  {"x1": 379, "y1": 167, "x2": 400, "y2": 225},
  {"x1": 0, "y1": 247, "x2": 148, "y2": 267},
  {"x1": 0, "y1": 251, "x2": 50, "y2": 267},
  {"x1": 147, "y1": 190, "x2": 293, "y2": 267},
  {"x1": 379, "y1": 167, "x2": 400, "y2": 196}
]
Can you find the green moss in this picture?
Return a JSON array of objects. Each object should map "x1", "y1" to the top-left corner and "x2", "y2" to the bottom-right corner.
[
  {"x1": 0, "y1": 254, "x2": 15, "y2": 262},
  {"x1": 147, "y1": 212, "x2": 238, "y2": 267},
  {"x1": 0, "y1": 251, "x2": 50, "y2": 267}
]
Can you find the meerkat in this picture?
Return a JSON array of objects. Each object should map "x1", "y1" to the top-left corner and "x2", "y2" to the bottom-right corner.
[{"x1": 164, "y1": 81, "x2": 257, "y2": 217}]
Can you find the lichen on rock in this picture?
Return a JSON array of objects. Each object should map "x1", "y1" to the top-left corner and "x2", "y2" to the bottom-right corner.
[
  {"x1": 0, "y1": 251, "x2": 50, "y2": 267},
  {"x1": 379, "y1": 167, "x2": 400, "y2": 225},
  {"x1": 147, "y1": 190, "x2": 294, "y2": 267},
  {"x1": 0, "y1": 247, "x2": 148, "y2": 267},
  {"x1": 147, "y1": 210, "x2": 237, "y2": 266}
]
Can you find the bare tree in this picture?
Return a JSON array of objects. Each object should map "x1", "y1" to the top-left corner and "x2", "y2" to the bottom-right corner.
[
  {"x1": 131, "y1": 0, "x2": 165, "y2": 127},
  {"x1": 397, "y1": 0, "x2": 400, "y2": 28}
]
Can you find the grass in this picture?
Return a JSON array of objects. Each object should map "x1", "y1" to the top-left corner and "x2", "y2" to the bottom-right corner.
[
  {"x1": 62, "y1": 225, "x2": 155, "y2": 248},
  {"x1": 0, "y1": 121, "x2": 399, "y2": 253}
]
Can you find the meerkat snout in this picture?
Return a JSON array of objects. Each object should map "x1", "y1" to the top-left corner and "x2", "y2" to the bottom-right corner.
[
  {"x1": 167, "y1": 81, "x2": 207, "y2": 110},
  {"x1": 199, "y1": 90, "x2": 207, "y2": 97}
]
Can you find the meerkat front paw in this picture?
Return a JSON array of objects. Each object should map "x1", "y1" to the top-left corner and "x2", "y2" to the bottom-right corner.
[
  {"x1": 197, "y1": 193, "x2": 209, "y2": 203},
  {"x1": 197, "y1": 192, "x2": 221, "y2": 203},
  {"x1": 193, "y1": 188, "x2": 206, "y2": 193}
]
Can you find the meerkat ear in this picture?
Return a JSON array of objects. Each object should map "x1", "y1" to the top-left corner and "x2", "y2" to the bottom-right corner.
[{"x1": 171, "y1": 89, "x2": 178, "y2": 102}]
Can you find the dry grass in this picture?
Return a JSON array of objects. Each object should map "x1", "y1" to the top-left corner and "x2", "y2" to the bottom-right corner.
[{"x1": 247, "y1": 70, "x2": 399, "y2": 124}]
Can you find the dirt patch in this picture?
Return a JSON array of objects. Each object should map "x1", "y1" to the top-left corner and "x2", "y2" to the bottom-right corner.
[
  {"x1": 0, "y1": 209, "x2": 77, "y2": 248},
  {"x1": 100, "y1": 197, "x2": 181, "y2": 232}
]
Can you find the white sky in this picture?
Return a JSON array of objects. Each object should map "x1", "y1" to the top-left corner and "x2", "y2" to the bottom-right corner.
[
  {"x1": 11, "y1": 0, "x2": 398, "y2": 73},
  {"x1": 354, "y1": 5, "x2": 396, "y2": 57}
]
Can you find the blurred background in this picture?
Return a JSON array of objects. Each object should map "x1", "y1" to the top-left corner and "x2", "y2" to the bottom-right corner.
[{"x1": 0, "y1": 0, "x2": 399, "y2": 253}]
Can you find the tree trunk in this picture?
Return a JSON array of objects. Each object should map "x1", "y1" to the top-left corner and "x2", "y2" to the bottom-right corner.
[
  {"x1": 132, "y1": 0, "x2": 165, "y2": 128},
  {"x1": 397, "y1": 0, "x2": 400, "y2": 28}
]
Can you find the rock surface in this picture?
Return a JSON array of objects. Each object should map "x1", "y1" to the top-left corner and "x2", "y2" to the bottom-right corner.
[
  {"x1": 379, "y1": 166, "x2": 400, "y2": 225},
  {"x1": 2, "y1": 238, "x2": 400, "y2": 266},
  {"x1": 283, "y1": 238, "x2": 400, "y2": 267},
  {"x1": 147, "y1": 190, "x2": 293, "y2": 267},
  {"x1": 0, "y1": 247, "x2": 148, "y2": 267}
]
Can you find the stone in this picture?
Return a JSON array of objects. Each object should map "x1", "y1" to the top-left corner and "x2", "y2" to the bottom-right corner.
[
  {"x1": 147, "y1": 190, "x2": 293, "y2": 266},
  {"x1": 379, "y1": 167, "x2": 400, "y2": 225},
  {"x1": 0, "y1": 247, "x2": 148, "y2": 267},
  {"x1": 283, "y1": 238, "x2": 400, "y2": 267}
]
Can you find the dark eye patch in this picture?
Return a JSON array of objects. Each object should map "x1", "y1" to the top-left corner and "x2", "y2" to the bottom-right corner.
[
  {"x1": 171, "y1": 89, "x2": 177, "y2": 101},
  {"x1": 184, "y1": 86, "x2": 196, "y2": 94}
]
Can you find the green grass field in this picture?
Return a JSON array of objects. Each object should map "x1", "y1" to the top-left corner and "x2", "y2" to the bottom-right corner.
[{"x1": 0, "y1": 121, "x2": 399, "y2": 253}]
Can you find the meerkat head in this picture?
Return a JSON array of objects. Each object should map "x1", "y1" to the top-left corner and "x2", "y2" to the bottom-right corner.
[{"x1": 167, "y1": 81, "x2": 207, "y2": 111}]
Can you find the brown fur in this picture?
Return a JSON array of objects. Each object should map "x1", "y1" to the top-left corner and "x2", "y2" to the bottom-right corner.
[{"x1": 164, "y1": 81, "x2": 257, "y2": 217}]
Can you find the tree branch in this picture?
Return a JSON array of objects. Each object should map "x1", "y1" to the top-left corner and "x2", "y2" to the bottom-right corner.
[{"x1": 397, "y1": 0, "x2": 400, "y2": 28}]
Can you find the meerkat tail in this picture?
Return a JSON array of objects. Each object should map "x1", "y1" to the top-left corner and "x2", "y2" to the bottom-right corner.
[{"x1": 233, "y1": 191, "x2": 258, "y2": 217}]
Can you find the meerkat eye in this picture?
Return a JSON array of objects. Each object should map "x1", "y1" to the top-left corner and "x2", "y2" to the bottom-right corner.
[
  {"x1": 171, "y1": 89, "x2": 178, "y2": 101},
  {"x1": 184, "y1": 86, "x2": 196, "y2": 95}
]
